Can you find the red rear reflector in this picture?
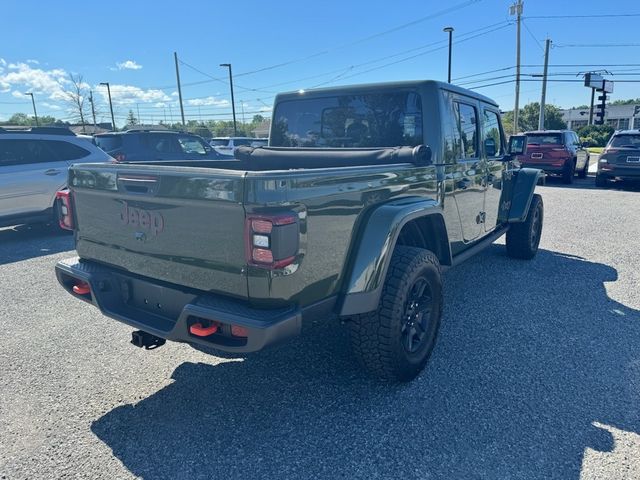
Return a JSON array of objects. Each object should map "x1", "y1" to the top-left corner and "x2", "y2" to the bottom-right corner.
[
  {"x1": 72, "y1": 282, "x2": 90, "y2": 295},
  {"x1": 252, "y1": 248, "x2": 273, "y2": 264},
  {"x1": 189, "y1": 322, "x2": 219, "y2": 337},
  {"x1": 231, "y1": 325, "x2": 248, "y2": 337},
  {"x1": 251, "y1": 219, "x2": 272, "y2": 234}
]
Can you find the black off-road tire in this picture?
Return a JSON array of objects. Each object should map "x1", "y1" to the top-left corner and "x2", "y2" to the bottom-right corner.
[
  {"x1": 595, "y1": 174, "x2": 609, "y2": 188},
  {"x1": 578, "y1": 157, "x2": 589, "y2": 179},
  {"x1": 506, "y1": 193, "x2": 543, "y2": 260},
  {"x1": 349, "y1": 246, "x2": 443, "y2": 382},
  {"x1": 562, "y1": 159, "x2": 576, "y2": 184}
]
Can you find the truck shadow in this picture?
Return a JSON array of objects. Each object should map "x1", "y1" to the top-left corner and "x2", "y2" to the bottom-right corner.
[
  {"x1": 91, "y1": 246, "x2": 640, "y2": 479},
  {"x1": 543, "y1": 175, "x2": 640, "y2": 191},
  {"x1": 0, "y1": 224, "x2": 73, "y2": 265}
]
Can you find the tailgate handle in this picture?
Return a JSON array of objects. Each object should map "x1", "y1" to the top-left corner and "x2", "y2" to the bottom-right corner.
[{"x1": 118, "y1": 175, "x2": 159, "y2": 195}]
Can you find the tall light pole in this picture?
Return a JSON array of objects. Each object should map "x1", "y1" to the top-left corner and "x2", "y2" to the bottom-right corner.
[
  {"x1": 538, "y1": 38, "x2": 552, "y2": 131},
  {"x1": 510, "y1": 0, "x2": 524, "y2": 134},
  {"x1": 99, "y1": 82, "x2": 116, "y2": 131},
  {"x1": 443, "y1": 27, "x2": 454, "y2": 83},
  {"x1": 25, "y1": 92, "x2": 38, "y2": 126},
  {"x1": 220, "y1": 63, "x2": 238, "y2": 136}
]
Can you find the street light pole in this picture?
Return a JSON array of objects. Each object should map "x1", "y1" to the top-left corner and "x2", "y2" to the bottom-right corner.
[
  {"x1": 99, "y1": 82, "x2": 116, "y2": 131},
  {"x1": 443, "y1": 27, "x2": 454, "y2": 83},
  {"x1": 25, "y1": 92, "x2": 38, "y2": 126},
  {"x1": 510, "y1": 0, "x2": 524, "y2": 134},
  {"x1": 220, "y1": 63, "x2": 238, "y2": 136}
]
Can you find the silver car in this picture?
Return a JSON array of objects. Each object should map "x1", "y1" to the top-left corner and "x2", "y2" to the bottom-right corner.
[{"x1": 0, "y1": 127, "x2": 112, "y2": 228}]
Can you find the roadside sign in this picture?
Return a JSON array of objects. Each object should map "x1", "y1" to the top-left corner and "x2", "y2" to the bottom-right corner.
[{"x1": 584, "y1": 73, "x2": 603, "y2": 89}]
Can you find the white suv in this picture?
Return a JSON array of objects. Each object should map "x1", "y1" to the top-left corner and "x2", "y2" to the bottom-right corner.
[
  {"x1": 209, "y1": 137, "x2": 267, "y2": 156},
  {"x1": 0, "y1": 127, "x2": 112, "y2": 228}
]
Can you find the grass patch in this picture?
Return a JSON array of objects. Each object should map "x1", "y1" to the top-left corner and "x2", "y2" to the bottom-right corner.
[{"x1": 587, "y1": 147, "x2": 604, "y2": 154}]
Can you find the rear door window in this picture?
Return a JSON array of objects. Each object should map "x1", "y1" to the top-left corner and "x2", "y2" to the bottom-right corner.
[{"x1": 140, "y1": 134, "x2": 181, "y2": 154}]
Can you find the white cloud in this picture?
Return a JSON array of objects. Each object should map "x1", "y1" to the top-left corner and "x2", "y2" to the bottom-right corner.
[
  {"x1": 41, "y1": 102, "x2": 62, "y2": 111},
  {"x1": 96, "y1": 83, "x2": 170, "y2": 105},
  {"x1": 11, "y1": 90, "x2": 24, "y2": 98},
  {"x1": 185, "y1": 96, "x2": 229, "y2": 107},
  {"x1": 26, "y1": 59, "x2": 39, "y2": 65},
  {"x1": 0, "y1": 62, "x2": 69, "y2": 101},
  {"x1": 114, "y1": 60, "x2": 143, "y2": 71}
]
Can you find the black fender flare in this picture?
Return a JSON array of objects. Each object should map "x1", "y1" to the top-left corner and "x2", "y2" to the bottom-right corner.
[
  {"x1": 339, "y1": 197, "x2": 450, "y2": 316},
  {"x1": 499, "y1": 167, "x2": 544, "y2": 223}
]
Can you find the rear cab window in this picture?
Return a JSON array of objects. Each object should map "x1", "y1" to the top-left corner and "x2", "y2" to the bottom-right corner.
[
  {"x1": 609, "y1": 134, "x2": 640, "y2": 148},
  {"x1": 271, "y1": 90, "x2": 423, "y2": 148}
]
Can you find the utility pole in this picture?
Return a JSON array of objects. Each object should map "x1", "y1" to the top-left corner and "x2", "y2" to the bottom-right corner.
[
  {"x1": 25, "y1": 92, "x2": 38, "y2": 126},
  {"x1": 510, "y1": 0, "x2": 523, "y2": 134},
  {"x1": 89, "y1": 90, "x2": 97, "y2": 128},
  {"x1": 136, "y1": 103, "x2": 141, "y2": 125},
  {"x1": 240, "y1": 99, "x2": 246, "y2": 125},
  {"x1": 443, "y1": 27, "x2": 454, "y2": 83},
  {"x1": 220, "y1": 63, "x2": 238, "y2": 136},
  {"x1": 174, "y1": 52, "x2": 186, "y2": 126},
  {"x1": 538, "y1": 38, "x2": 551, "y2": 130},
  {"x1": 589, "y1": 87, "x2": 596, "y2": 125},
  {"x1": 99, "y1": 82, "x2": 116, "y2": 132}
]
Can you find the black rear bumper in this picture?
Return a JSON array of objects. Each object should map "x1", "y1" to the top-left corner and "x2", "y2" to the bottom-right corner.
[{"x1": 55, "y1": 257, "x2": 301, "y2": 353}]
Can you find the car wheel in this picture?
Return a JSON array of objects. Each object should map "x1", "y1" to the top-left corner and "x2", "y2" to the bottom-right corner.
[
  {"x1": 349, "y1": 246, "x2": 443, "y2": 382},
  {"x1": 578, "y1": 157, "x2": 589, "y2": 179},
  {"x1": 506, "y1": 193, "x2": 543, "y2": 260},
  {"x1": 562, "y1": 159, "x2": 576, "y2": 184},
  {"x1": 595, "y1": 173, "x2": 609, "y2": 188}
]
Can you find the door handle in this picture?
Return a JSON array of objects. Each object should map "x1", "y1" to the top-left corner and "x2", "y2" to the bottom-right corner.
[{"x1": 44, "y1": 169, "x2": 60, "y2": 176}]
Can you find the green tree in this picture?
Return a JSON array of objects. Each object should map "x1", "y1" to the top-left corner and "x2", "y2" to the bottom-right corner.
[
  {"x1": 126, "y1": 110, "x2": 138, "y2": 126},
  {"x1": 2, "y1": 112, "x2": 65, "y2": 127},
  {"x1": 502, "y1": 102, "x2": 567, "y2": 134},
  {"x1": 611, "y1": 98, "x2": 640, "y2": 106}
]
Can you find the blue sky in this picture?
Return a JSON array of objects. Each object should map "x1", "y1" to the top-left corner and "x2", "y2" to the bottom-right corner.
[{"x1": 1, "y1": 0, "x2": 639, "y2": 126}]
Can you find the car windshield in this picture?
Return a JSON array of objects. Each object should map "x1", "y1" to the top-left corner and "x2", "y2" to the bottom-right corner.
[
  {"x1": 270, "y1": 91, "x2": 423, "y2": 148},
  {"x1": 527, "y1": 133, "x2": 562, "y2": 145},
  {"x1": 609, "y1": 134, "x2": 640, "y2": 148}
]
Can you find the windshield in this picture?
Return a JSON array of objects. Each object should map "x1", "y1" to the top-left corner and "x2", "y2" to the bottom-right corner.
[
  {"x1": 271, "y1": 91, "x2": 423, "y2": 148},
  {"x1": 609, "y1": 134, "x2": 640, "y2": 148},
  {"x1": 527, "y1": 133, "x2": 562, "y2": 145}
]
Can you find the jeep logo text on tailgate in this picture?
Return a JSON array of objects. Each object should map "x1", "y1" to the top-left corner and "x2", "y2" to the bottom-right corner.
[{"x1": 120, "y1": 201, "x2": 164, "y2": 236}]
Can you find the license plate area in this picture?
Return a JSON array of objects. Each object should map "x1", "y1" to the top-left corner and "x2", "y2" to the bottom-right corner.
[
  {"x1": 626, "y1": 156, "x2": 640, "y2": 163},
  {"x1": 531, "y1": 153, "x2": 543, "y2": 159}
]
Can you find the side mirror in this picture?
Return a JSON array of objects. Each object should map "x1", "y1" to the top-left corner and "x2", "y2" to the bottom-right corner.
[
  {"x1": 508, "y1": 135, "x2": 527, "y2": 156},
  {"x1": 484, "y1": 138, "x2": 496, "y2": 157},
  {"x1": 412, "y1": 144, "x2": 432, "y2": 165}
]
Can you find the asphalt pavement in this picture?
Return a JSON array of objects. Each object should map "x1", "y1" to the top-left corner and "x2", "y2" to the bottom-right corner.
[{"x1": 0, "y1": 177, "x2": 639, "y2": 480}]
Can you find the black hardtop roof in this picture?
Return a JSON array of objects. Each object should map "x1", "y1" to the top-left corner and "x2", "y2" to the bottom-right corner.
[{"x1": 275, "y1": 80, "x2": 499, "y2": 107}]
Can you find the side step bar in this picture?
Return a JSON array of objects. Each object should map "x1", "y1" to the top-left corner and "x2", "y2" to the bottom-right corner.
[{"x1": 448, "y1": 226, "x2": 509, "y2": 269}]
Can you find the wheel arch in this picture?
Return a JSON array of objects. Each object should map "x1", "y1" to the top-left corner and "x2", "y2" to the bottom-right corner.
[{"x1": 339, "y1": 197, "x2": 451, "y2": 316}]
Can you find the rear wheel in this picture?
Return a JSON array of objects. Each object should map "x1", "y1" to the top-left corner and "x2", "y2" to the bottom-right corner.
[
  {"x1": 349, "y1": 246, "x2": 442, "y2": 382},
  {"x1": 562, "y1": 159, "x2": 576, "y2": 184},
  {"x1": 506, "y1": 194, "x2": 543, "y2": 260}
]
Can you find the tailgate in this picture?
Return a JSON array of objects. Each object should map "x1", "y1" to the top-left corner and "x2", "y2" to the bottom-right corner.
[{"x1": 69, "y1": 163, "x2": 248, "y2": 300}]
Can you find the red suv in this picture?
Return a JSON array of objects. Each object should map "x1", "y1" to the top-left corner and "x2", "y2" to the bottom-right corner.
[{"x1": 519, "y1": 130, "x2": 590, "y2": 184}]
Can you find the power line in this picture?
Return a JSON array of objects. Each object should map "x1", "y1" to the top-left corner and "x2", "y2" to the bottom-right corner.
[
  {"x1": 525, "y1": 13, "x2": 640, "y2": 19},
  {"x1": 521, "y1": 19, "x2": 545, "y2": 52},
  {"x1": 555, "y1": 43, "x2": 640, "y2": 48}
]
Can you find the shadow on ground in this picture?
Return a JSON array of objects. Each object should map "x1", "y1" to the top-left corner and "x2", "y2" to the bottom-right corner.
[
  {"x1": 0, "y1": 224, "x2": 73, "y2": 265},
  {"x1": 91, "y1": 247, "x2": 640, "y2": 479},
  {"x1": 543, "y1": 174, "x2": 640, "y2": 191}
]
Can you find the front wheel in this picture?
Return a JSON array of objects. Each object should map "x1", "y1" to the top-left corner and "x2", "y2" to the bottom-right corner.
[
  {"x1": 506, "y1": 193, "x2": 543, "y2": 260},
  {"x1": 349, "y1": 246, "x2": 443, "y2": 382}
]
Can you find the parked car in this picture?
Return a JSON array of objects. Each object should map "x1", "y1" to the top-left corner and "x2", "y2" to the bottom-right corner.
[
  {"x1": 0, "y1": 126, "x2": 112, "y2": 228},
  {"x1": 596, "y1": 129, "x2": 640, "y2": 187},
  {"x1": 95, "y1": 129, "x2": 225, "y2": 163},
  {"x1": 210, "y1": 137, "x2": 265, "y2": 156},
  {"x1": 519, "y1": 130, "x2": 589, "y2": 183},
  {"x1": 55, "y1": 80, "x2": 542, "y2": 382}
]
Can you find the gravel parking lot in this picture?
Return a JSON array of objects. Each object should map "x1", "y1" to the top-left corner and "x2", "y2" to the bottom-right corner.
[{"x1": 1, "y1": 177, "x2": 638, "y2": 480}]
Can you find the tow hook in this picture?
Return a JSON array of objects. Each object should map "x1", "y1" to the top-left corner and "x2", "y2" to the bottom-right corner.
[{"x1": 131, "y1": 330, "x2": 166, "y2": 350}]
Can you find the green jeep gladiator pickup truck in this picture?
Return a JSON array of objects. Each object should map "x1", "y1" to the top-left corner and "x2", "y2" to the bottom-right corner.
[{"x1": 55, "y1": 80, "x2": 542, "y2": 382}]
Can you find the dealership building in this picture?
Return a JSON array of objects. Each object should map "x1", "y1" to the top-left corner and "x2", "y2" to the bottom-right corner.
[{"x1": 561, "y1": 104, "x2": 640, "y2": 131}]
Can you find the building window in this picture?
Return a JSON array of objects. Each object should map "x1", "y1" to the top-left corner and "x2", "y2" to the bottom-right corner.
[
  {"x1": 618, "y1": 118, "x2": 630, "y2": 130},
  {"x1": 634, "y1": 117, "x2": 640, "y2": 129},
  {"x1": 572, "y1": 120, "x2": 588, "y2": 129},
  {"x1": 606, "y1": 119, "x2": 618, "y2": 128}
]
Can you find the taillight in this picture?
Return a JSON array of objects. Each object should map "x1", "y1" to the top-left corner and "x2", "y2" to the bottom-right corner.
[
  {"x1": 56, "y1": 189, "x2": 74, "y2": 230},
  {"x1": 245, "y1": 213, "x2": 299, "y2": 269}
]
